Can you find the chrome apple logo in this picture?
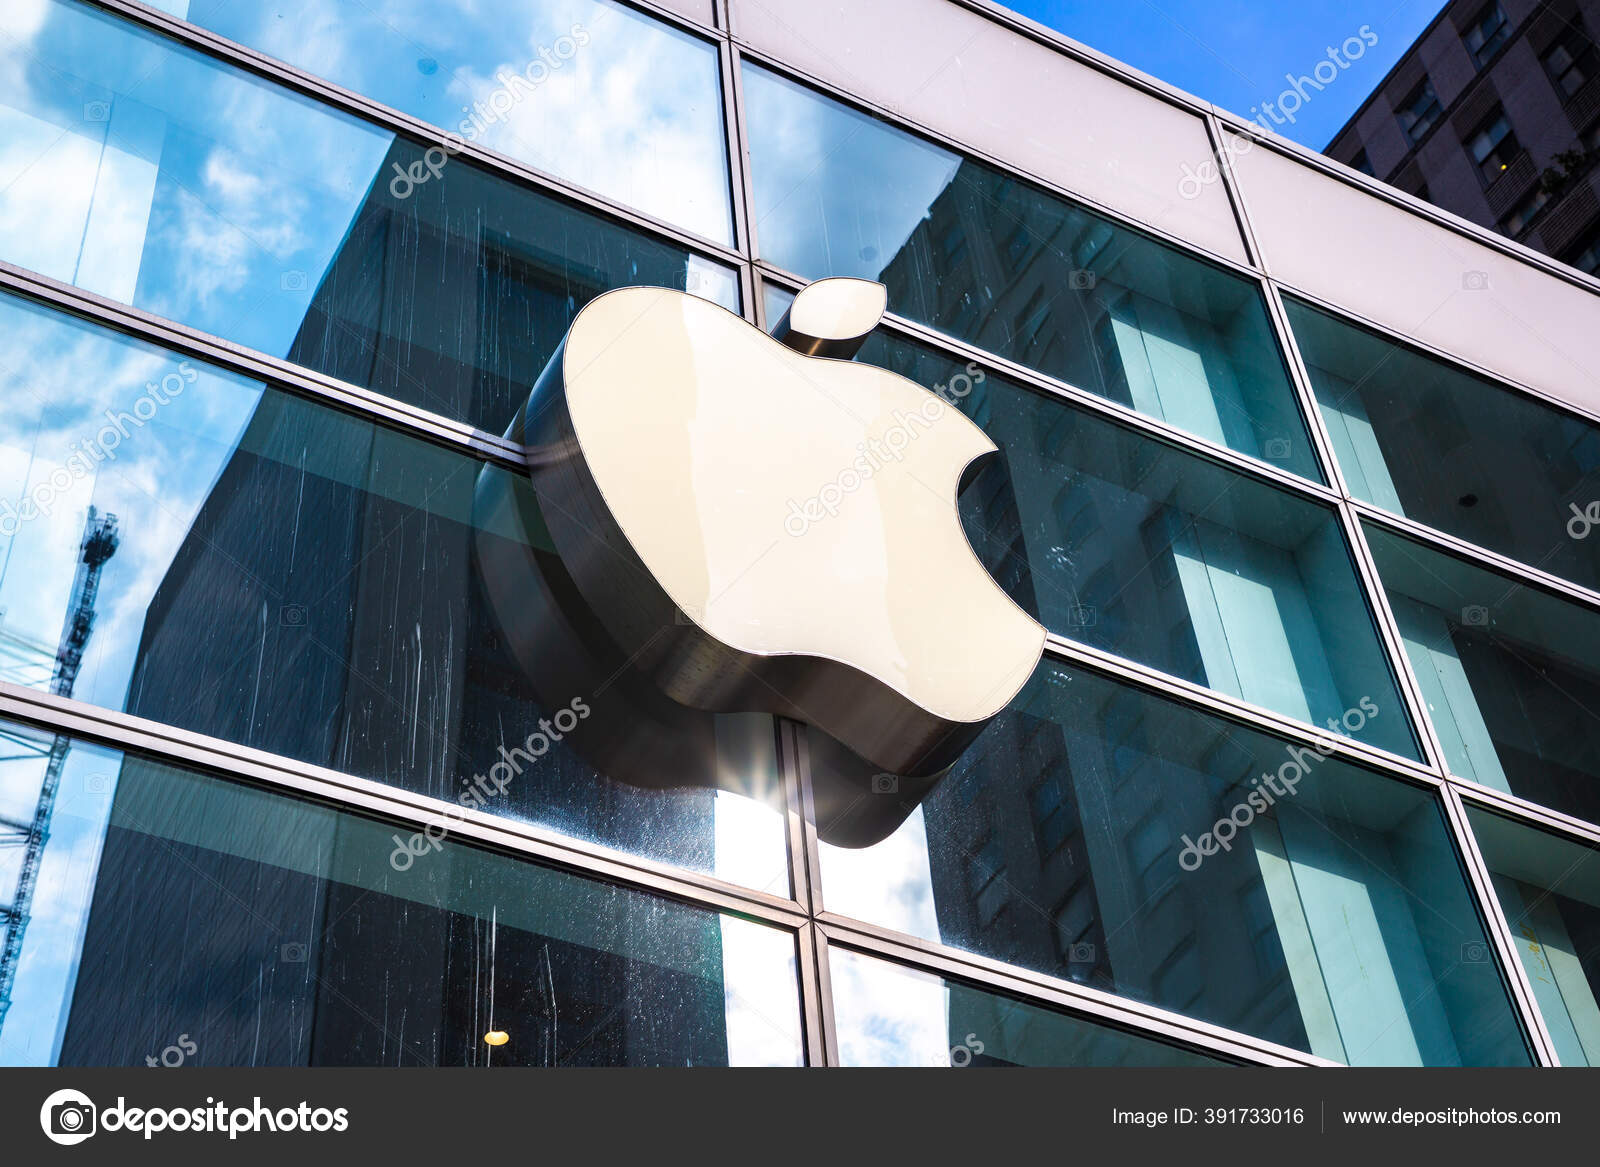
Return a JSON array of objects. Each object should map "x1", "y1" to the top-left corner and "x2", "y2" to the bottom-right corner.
[{"x1": 475, "y1": 278, "x2": 1045, "y2": 841}]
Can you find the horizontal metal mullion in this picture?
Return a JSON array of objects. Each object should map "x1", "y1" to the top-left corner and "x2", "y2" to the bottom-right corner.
[
  {"x1": 1449, "y1": 775, "x2": 1600, "y2": 848},
  {"x1": 0, "y1": 260, "x2": 529, "y2": 473},
  {"x1": 85, "y1": 0, "x2": 746, "y2": 266},
  {"x1": 816, "y1": 917, "x2": 1331, "y2": 1067},
  {"x1": 730, "y1": 45, "x2": 1262, "y2": 278},
  {"x1": 1352, "y1": 499, "x2": 1600, "y2": 616},
  {"x1": 1041, "y1": 634, "x2": 1448, "y2": 788},
  {"x1": 0, "y1": 681, "x2": 806, "y2": 928},
  {"x1": 756, "y1": 264, "x2": 1344, "y2": 507}
]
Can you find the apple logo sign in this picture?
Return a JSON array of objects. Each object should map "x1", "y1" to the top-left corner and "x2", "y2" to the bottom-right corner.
[{"x1": 474, "y1": 278, "x2": 1045, "y2": 845}]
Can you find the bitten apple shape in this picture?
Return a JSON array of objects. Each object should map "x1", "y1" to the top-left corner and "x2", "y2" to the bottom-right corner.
[{"x1": 511, "y1": 280, "x2": 1045, "y2": 779}]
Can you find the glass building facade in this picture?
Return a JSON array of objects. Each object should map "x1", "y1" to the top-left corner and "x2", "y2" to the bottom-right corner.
[{"x1": 0, "y1": 0, "x2": 1596, "y2": 1068}]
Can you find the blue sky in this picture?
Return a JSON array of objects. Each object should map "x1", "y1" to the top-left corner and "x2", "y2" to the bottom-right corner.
[{"x1": 1008, "y1": 0, "x2": 1447, "y2": 148}]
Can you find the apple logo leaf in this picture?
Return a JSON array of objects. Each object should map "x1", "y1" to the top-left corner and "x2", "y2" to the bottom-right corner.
[{"x1": 769, "y1": 277, "x2": 888, "y2": 359}]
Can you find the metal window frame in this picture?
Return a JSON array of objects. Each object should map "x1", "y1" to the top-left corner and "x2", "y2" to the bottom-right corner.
[{"x1": 2, "y1": 0, "x2": 1597, "y2": 1070}]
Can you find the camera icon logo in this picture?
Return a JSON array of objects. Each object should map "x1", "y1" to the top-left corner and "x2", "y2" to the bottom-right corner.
[
  {"x1": 1461, "y1": 271, "x2": 1490, "y2": 291},
  {"x1": 1068, "y1": 268, "x2": 1096, "y2": 291},
  {"x1": 1263, "y1": 437, "x2": 1293, "y2": 461},
  {"x1": 1068, "y1": 603, "x2": 1097, "y2": 628},
  {"x1": 280, "y1": 941, "x2": 309, "y2": 963},
  {"x1": 82, "y1": 101, "x2": 110, "y2": 123},
  {"x1": 1461, "y1": 605, "x2": 1490, "y2": 627},
  {"x1": 1461, "y1": 941, "x2": 1491, "y2": 963},
  {"x1": 280, "y1": 270, "x2": 309, "y2": 292},
  {"x1": 280, "y1": 603, "x2": 307, "y2": 627},
  {"x1": 870, "y1": 773, "x2": 899, "y2": 795},
  {"x1": 1068, "y1": 941, "x2": 1097, "y2": 963},
  {"x1": 40, "y1": 1088, "x2": 97, "y2": 1146}
]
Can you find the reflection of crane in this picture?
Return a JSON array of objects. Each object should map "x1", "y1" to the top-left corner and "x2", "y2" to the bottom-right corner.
[{"x1": 0, "y1": 507, "x2": 119, "y2": 1030}]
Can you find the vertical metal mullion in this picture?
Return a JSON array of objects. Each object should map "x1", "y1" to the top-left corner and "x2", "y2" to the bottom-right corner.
[
  {"x1": 777, "y1": 717, "x2": 832, "y2": 1065},
  {"x1": 1439, "y1": 784, "x2": 1561, "y2": 1065},
  {"x1": 806, "y1": 923, "x2": 842, "y2": 1066},
  {"x1": 1335, "y1": 499, "x2": 1450, "y2": 774},
  {"x1": 724, "y1": 43, "x2": 763, "y2": 266},
  {"x1": 1259, "y1": 279, "x2": 1353, "y2": 501},
  {"x1": 1202, "y1": 113, "x2": 1263, "y2": 273}
]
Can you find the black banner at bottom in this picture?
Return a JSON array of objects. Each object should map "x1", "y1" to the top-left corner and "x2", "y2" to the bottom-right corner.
[{"x1": 5, "y1": 1066, "x2": 1596, "y2": 1163}]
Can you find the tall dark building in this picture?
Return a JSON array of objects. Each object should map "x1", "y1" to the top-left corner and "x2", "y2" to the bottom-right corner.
[{"x1": 1326, "y1": 0, "x2": 1600, "y2": 275}]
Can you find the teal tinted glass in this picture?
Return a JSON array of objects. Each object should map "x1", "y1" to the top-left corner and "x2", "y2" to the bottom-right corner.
[
  {"x1": 1468, "y1": 808, "x2": 1600, "y2": 1066},
  {"x1": 814, "y1": 660, "x2": 1530, "y2": 1065},
  {"x1": 0, "y1": 290, "x2": 788, "y2": 891},
  {"x1": 0, "y1": 725, "x2": 802, "y2": 1066},
  {"x1": 1287, "y1": 296, "x2": 1600, "y2": 592},
  {"x1": 1365, "y1": 522, "x2": 1600, "y2": 825},
  {"x1": 744, "y1": 66, "x2": 1319, "y2": 480},
  {"x1": 0, "y1": 0, "x2": 736, "y2": 434},
  {"x1": 183, "y1": 0, "x2": 734, "y2": 243},
  {"x1": 831, "y1": 948, "x2": 1230, "y2": 1067},
  {"x1": 846, "y1": 334, "x2": 1413, "y2": 756}
]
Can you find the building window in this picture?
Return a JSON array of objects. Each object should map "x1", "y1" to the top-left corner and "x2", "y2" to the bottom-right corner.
[
  {"x1": 1464, "y1": 3, "x2": 1513, "y2": 68},
  {"x1": 1, "y1": 727, "x2": 805, "y2": 1067},
  {"x1": 742, "y1": 63, "x2": 1321, "y2": 479},
  {"x1": 0, "y1": 0, "x2": 738, "y2": 437},
  {"x1": 1028, "y1": 777, "x2": 1080, "y2": 858},
  {"x1": 1467, "y1": 108, "x2": 1520, "y2": 182},
  {"x1": 844, "y1": 332, "x2": 1416, "y2": 754},
  {"x1": 1499, "y1": 185, "x2": 1550, "y2": 235},
  {"x1": 1366, "y1": 523, "x2": 1600, "y2": 828},
  {"x1": 178, "y1": 0, "x2": 737, "y2": 244},
  {"x1": 1566, "y1": 225, "x2": 1600, "y2": 276},
  {"x1": 1467, "y1": 809, "x2": 1600, "y2": 1067},
  {"x1": 1544, "y1": 18, "x2": 1599, "y2": 99},
  {"x1": 815, "y1": 660, "x2": 1532, "y2": 1064},
  {"x1": 1396, "y1": 77, "x2": 1444, "y2": 144},
  {"x1": 966, "y1": 834, "x2": 1011, "y2": 926},
  {"x1": 830, "y1": 950, "x2": 1228, "y2": 1067},
  {"x1": 1284, "y1": 295, "x2": 1600, "y2": 594},
  {"x1": 0, "y1": 290, "x2": 791, "y2": 891},
  {"x1": 1349, "y1": 148, "x2": 1376, "y2": 176}
]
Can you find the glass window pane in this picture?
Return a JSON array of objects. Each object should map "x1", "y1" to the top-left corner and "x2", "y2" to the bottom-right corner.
[
  {"x1": 0, "y1": 291, "x2": 788, "y2": 891},
  {"x1": 1365, "y1": 522, "x2": 1600, "y2": 825},
  {"x1": 839, "y1": 331, "x2": 1412, "y2": 755},
  {"x1": 1287, "y1": 297, "x2": 1600, "y2": 593},
  {"x1": 815, "y1": 661, "x2": 1532, "y2": 1065},
  {"x1": 183, "y1": 0, "x2": 734, "y2": 244},
  {"x1": 1467, "y1": 808, "x2": 1600, "y2": 1066},
  {"x1": 0, "y1": 725, "x2": 802, "y2": 1066},
  {"x1": 1397, "y1": 78, "x2": 1442, "y2": 143},
  {"x1": 831, "y1": 948, "x2": 1228, "y2": 1067},
  {"x1": 0, "y1": 0, "x2": 737, "y2": 436},
  {"x1": 743, "y1": 66, "x2": 1319, "y2": 481}
]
